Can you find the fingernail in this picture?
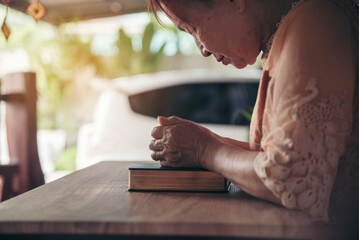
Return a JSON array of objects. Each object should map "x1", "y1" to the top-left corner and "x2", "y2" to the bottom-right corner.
[{"x1": 158, "y1": 116, "x2": 166, "y2": 122}]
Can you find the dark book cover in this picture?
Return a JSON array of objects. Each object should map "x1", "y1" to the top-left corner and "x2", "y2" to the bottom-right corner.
[
  {"x1": 128, "y1": 162, "x2": 230, "y2": 192},
  {"x1": 128, "y1": 162, "x2": 209, "y2": 171}
]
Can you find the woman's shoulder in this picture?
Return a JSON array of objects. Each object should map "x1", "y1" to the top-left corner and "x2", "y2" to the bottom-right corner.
[
  {"x1": 265, "y1": 0, "x2": 350, "y2": 71},
  {"x1": 293, "y1": 0, "x2": 345, "y2": 16},
  {"x1": 283, "y1": 0, "x2": 348, "y2": 39}
]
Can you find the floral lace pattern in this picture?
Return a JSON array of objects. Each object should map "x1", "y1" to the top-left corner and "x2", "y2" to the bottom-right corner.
[
  {"x1": 250, "y1": 0, "x2": 359, "y2": 223},
  {"x1": 262, "y1": 0, "x2": 304, "y2": 59},
  {"x1": 253, "y1": 79, "x2": 351, "y2": 221}
]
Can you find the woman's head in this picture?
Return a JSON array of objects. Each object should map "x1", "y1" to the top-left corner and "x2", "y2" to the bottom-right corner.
[{"x1": 147, "y1": 0, "x2": 263, "y2": 69}]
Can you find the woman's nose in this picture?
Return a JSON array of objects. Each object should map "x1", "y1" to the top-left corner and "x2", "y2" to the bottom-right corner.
[
  {"x1": 194, "y1": 38, "x2": 212, "y2": 57},
  {"x1": 201, "y1": 48, "x2": 212, "y2": 57}
]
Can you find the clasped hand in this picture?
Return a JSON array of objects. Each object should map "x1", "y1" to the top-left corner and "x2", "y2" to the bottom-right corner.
[{"x1": 149, "y1": 116, "x2": 216, "y2": 168}]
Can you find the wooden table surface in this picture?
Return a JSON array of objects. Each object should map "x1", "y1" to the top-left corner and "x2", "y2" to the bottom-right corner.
[{"x1": 0, "y1": 161, "x2": 354, "y2": 239}]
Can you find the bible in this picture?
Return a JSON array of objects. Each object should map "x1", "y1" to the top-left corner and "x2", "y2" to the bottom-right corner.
[{"x1": 128, "y1": 162, "x2": 230, "y2": 192}]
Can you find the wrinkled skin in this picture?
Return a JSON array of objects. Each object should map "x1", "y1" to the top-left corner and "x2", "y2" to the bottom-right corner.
[{"x1": 149, "y1": 116, "x2": 218, "y2": 168}]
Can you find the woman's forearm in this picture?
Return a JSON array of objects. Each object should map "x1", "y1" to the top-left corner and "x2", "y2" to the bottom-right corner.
[
  {"x1": 213, "y1": 133, "x2": 250, "y2": 150},
  {"x1": 204, "y1": 140, "x2": 281, "y2": 205},
  {"x1": 152, "y1": 116, "x2": 279, "y2": 205}
]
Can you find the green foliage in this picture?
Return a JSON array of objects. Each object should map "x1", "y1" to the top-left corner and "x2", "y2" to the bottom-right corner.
[
  {"x1": 140, "y1": 23, "x2": 167, "y2": 73},
  {"x1": 0, "y1": 15, "x2": 168, "y2": 130},
  {"x1": 96, "y1": 22, "x2": 167, "y2": 78},
  {"x1": 55, "y1": 146, "x2": 77, "y2": 172},
  {"x1": 230, "y1": 109, "x2": 252, "y2": 125},
  {"x1": 37, "y1": 34, "x2": 96, "y2": 129},
  {"x1": 241, "y1": 109, "x2": 252, "y2": 122}
]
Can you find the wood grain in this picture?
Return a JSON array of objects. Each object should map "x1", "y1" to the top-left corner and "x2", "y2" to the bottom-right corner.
[{"x1": 0, "y1": 161, "x2": 355, "y2": 239}]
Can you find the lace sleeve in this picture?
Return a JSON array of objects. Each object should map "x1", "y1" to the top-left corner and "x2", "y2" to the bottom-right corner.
[{"x1": 253, "y1": 1, "x2": 355, "y2": 221}]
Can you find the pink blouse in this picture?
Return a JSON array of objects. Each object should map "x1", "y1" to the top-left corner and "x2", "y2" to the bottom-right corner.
[{"x1": 250, "y1": 0, "x2": 359, "y2": 221}]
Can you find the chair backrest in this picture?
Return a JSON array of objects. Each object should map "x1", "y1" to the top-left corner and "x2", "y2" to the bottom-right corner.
[{"x1": 0, "y1": 72, "x2": 44, "y2": 201}]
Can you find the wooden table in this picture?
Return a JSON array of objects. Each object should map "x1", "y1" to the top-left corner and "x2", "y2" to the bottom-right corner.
[{"x1": 0, "y1": 161, "x2": 356, "y2": 239}]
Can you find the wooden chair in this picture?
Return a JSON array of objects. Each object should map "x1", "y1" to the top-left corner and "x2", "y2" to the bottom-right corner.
[{"x1": 0, "y1": 72, "x2": 45, "y2": 202}]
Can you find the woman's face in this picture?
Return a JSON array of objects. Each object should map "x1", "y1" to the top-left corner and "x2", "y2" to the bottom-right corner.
[{"x1": 161, "y1": 0, "x2": 261, "y2": 69}]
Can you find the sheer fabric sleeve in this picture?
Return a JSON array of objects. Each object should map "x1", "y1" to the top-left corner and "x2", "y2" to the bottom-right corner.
[{"x1": 253, "y1": 1, "x2": 355, "y2": 221}]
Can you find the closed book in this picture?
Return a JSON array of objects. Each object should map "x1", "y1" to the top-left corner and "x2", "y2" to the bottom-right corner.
[{"x1": 128, "y1": 162, "x2": 230, "y2": 192}]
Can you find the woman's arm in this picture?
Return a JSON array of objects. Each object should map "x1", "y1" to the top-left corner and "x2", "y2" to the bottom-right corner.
[
  {"x1": 150, "y1": 116, "x2": 280, "y2": 204},
  {"x1": 213, "y1": 133, "x2": 250, "y2": 150},
  {"x1": 203, "y1": 139, "x2": 280, "y2": 204}
]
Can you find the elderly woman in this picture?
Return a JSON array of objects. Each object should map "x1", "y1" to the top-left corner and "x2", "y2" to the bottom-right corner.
[{"x1": 148, "y1": 0, "x2": 359, "y2": 222}]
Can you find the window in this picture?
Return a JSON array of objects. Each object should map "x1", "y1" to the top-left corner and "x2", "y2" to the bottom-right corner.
[{"x1": 129, "y1": 81, "x2": 258, "y2": 125}]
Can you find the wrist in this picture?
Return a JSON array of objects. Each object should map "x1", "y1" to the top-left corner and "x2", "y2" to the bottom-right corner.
[{"x1": 200, "y1": 137, "x2": 224, "y2": 171}]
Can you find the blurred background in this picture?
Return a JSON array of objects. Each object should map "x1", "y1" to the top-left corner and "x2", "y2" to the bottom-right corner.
[{"x1": 0, "y1": 0, "x2": 262, "y2": 182}]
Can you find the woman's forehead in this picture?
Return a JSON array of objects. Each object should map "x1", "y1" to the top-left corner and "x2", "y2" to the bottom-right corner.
[{"x1": 160, "y1": 1, "x2": 192, "y2": 26}]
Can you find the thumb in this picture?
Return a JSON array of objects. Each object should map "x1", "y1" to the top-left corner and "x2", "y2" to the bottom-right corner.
[{"x1": 158, "y1": 116, "x2": 186, "y2": 126}]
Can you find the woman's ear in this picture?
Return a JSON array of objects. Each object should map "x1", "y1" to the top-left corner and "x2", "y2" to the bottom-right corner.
[{"x1": 234, "y1": 0, "x2": 246, "y2": 14}]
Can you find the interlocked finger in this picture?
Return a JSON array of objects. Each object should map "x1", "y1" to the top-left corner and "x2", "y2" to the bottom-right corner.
[
  {"x1": 151, "y1": 150, "x2": 181, "y2": 162},
  {"x1": 149, "y1": 139, "x2": 164, "y2": 151},
  {"x1": 158, "y1": 115, "x2": 188, "y2": 126},
  {"x1": 151, "y1": 125, "x2": 167, "y2": 139},
  {"x1": 159, "y1": 160, "x2": 182, "y2": 168},
  {"x1": 151, "y1": 150, "x2": 165, "y2": 160},
  {"x1": 164, "y1": 150, "x2": 181, "y2": 162}
]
